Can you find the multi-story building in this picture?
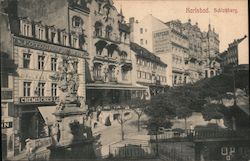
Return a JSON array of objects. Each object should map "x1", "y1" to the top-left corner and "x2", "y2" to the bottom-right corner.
[
  {"x1": 5, "y1": 16, "x2": 88, "y2": 151},
  {"x1": 130, "y1": 42, "x2": 168, "y2": 96},
  {"x1": 153, "y1": 20, "x2": 189, "y2": 86},
  {"x1": 1, "y1": 12, "x2": 17, "y2": 159},
  {"x1": 2, "y1": 0, "x2": 150, "y2": 133},
  {"x1": 220, "y1": 35, "x2": 247, "y2": 71},
  {"x1": 201, "y1": 24, "x2": 221, "y2": 78},
  {"x1": 129, "y1": 14, "x2": 167, "y2": 52}
]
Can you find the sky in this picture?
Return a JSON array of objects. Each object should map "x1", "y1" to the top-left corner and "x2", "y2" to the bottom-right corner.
[{"x1": 113, "y1": 0, "x2": 249, "y2": 64}]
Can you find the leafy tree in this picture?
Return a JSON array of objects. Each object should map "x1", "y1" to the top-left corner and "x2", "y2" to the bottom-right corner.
[
  {"x1": 201, "y1": 103, "x2": 226, "y2": 124},
  {"x1": 176, "y1": 107, "x2": 192, "y2": 133}
]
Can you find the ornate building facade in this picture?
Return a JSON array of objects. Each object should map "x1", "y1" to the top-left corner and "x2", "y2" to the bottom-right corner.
[{"x1": 5, "y1": 16, "x2": 88, "y2": 152}]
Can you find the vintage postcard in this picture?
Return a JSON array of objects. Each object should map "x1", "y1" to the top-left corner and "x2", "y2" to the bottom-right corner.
[{"x1": 1, "y1": 0, "x2": 249, "y2": 161}]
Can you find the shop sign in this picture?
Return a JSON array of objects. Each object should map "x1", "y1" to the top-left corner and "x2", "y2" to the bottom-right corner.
[
  {"x1": 13, "y1": 36, "x2": 87, "y2": 58},
  {"x1": 19, "y1": 97, "x2": 59, "y2": 104},
  {"x1": 1, "y1": 121, "x2": 13, "y2": 129}
]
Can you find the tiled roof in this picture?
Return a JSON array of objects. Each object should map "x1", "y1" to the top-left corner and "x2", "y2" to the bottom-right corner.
[{"x1": 130, "y1": 42, "x2": 167, "y2": 67}]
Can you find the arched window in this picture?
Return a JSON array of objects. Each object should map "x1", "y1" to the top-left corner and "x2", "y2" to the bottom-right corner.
[{"x1": 72, "y1": 16, "x2": 83, "y2": 28}]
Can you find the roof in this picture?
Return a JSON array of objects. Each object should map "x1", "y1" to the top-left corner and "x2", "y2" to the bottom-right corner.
[{"x1": 130, "y1": 42, "x2": 167, "y2": 67}]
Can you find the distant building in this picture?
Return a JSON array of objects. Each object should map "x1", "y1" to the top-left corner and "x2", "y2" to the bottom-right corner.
[
  {"x1": 220, "y1": 35, "x2": 247, "y2": 71},
  {"x1": 129, "y1": 14, "x2": 167, "y2": 52},
  {"x1": 154, "y1": 20, "x2": 189, "y2": 86},
  {"x1": 130, "y1": 42, "x2": 168, "y2": 96}
]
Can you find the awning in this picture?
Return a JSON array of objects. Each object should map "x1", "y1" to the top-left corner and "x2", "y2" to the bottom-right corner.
[
  {"x1": 38, "y1": 106, "x2": 57, "y2": 125},
  {"x1": 86, "y1": 83, "x2": 148, "y2": 90}
]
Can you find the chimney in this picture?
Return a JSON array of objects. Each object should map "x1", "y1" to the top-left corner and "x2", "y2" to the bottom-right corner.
[
  {"x1": 208, "y1": 24, "x2": 211, "y2": 31},
  {"x1": 195, "y1": 22, "x2": 198, "y2": 26},
  {"x1": 188, "y1": 19, "x2": 191, "y2": 23}
]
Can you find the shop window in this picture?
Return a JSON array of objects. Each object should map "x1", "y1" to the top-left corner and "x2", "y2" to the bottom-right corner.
[
  {"x1": 51, "y1": 58, "x2": 57, "y2": 71},
  {"x1": 72, "y1": 16, "x2": 83, "y2": 28},
  {"x1": 23, "y1": 53, "x2": 31, "y2": 68},
  {"x1": 23, "y1": 82, "x2": 31, "y2": 97},
  {"x1": 38, "y1": 55, "x2": 45, "y2": 70},
  {"x1": 51, "y1": 83, "x2": 57, "y2": 96}
]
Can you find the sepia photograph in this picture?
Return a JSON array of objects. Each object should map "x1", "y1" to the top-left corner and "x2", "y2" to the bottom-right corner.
[{"x1": 0, "y1": 0, "x2": 249, "y2": 160}]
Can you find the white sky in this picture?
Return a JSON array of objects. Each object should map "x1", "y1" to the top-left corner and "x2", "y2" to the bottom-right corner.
[{"x1": 113, "y1": 0, "x2": 249, "y2": 64}]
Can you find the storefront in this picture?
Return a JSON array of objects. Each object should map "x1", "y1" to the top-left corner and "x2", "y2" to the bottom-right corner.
[{"x1": 16, "y1": 96, "x2": 59, "y2": 149}]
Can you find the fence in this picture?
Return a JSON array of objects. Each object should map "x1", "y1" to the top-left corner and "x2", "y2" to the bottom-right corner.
[{"x1": 109, "y1": 144, "x2": 157, "y2": 159}]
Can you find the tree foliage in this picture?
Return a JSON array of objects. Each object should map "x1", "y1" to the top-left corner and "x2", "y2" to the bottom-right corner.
[{"x1": 201, "y1": 103, "x2": 226, "y2": 121}]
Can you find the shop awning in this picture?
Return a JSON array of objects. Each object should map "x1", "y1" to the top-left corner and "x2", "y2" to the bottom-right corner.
[
  {"x1": 86, "y1": 83, "x2": 148, "y2": 90},
  {"x1": 38, "y1": 106, "x2": 57, "y2": 125}
]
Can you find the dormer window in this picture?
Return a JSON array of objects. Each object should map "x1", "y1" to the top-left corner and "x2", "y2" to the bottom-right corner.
[
  {"x1": 48, "y1": 26, "x2": 57, "y2": 43},
  {"x1": 72, "y1": 16, "x2": 83, "y2": 28},
  {"x1": 21, "y1": 21, "x2": 31, "y2": 37},
  {"x1": 35, "y1": 23, "x2": 45, "y2": 40}
]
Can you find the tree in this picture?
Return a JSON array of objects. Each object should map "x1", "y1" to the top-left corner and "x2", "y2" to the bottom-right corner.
[
  {"x1": 128, "y1": 98, "x2": 148, "y2": 132},
  {"x1": 176, "y1": 107, "x2": 192, "y2": 133},
  {"x1": 115, "y1": 104, "x2": 133, "y2": 141},
  {"x1": 201, "y1": 103, "x2": 226, "y2": 124}
]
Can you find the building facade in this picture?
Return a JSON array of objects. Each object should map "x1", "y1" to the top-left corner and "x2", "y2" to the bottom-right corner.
[
  {"x1": 220, "y1": 35, "x2": 247, "y2": 71},
  {"x1": 7, "y1": 17, "x2": 88, "y2": 151},
  {"x1": 1, "y1": 12, "x2": 17, "y2": 159},
  {"x1": 153, "y1": 20, "x2": 190, "y2": 86},
  {"x1": 130, "y1": 42, "x2": 168, "y2": 96}
]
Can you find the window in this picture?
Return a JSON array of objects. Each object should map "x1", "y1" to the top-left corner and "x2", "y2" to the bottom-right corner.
[
  {"x1": 51, "y1": 83, "x2": 57, "y2": 96},
  {"x1": 122, "y1": 71, "x2": 128, "y2": 80},
  {"x1": 95, "y1": 21, "x2": 103, "y2": 36},
  {"x1": 51, "y1": 58, "x2": 57, "y2": 71},
  {"x1": 38, "y1": 28, "x2": 44, "y2": 39},
  {"x1": 23, "y1": 82, "x2": 31, "y2": 97},
  {"x1": 72, "y1": 16, "x2": 83, "y2": 27},
  {"x1": 51, "y1": 32, "x2": 56, "y2": 43},
  {"x1": 105, "y1": 26, "x2": 112, "y2": 38},
  {"x1": 93, "y1": 63, "x2": 102, "y2": 77},
  {"x1": 23, "y1": 24, "x2": 30, "y2": 36},
  {"x1": 37, "y1": 82, "x2": 45, "y2": 96},
  {"x1": 38, "y1": 55, "x2": 45, "y2": 70},
  {"x1": 72, "y1": 37, "x2": 78, "y2": 48},
  {"x1": 137, "y1": 71, "x2": 141, "y2": 78},
  {"x1": 140, "y1": 39, "x2": 143, "y2": 45},
  {"x1": 140, "y1": 28, "x2": 143, "y2": 34},
  {"x1": 23, "y1": 53, "x2": 31, "y2": 68},
  {"x1": 62, "y1": 35, "x2": 67, "y2": 45}
]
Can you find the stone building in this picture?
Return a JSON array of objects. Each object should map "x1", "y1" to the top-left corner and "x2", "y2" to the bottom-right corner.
[
  {"x1": 130, "y1": 15, "x2": 221, "y2": 86},
  {"x1": 5, "y1": 16, "x2": 88, "y2": 151},
  {"x1": 153, "y1": 20, "x2": 190, "y2": 86},
  {"x1": 1, "y1": 12, "x2": 17, "y2": 159},
  {"x1": 130, "y1": 42, "x2": 168, "y2": 96},
  {"x1": 220, "y1": 35, "x2": 247, "y2": 71}
]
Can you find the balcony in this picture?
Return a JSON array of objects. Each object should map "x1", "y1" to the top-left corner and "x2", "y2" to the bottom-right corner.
[
  {"x1": 93, "y1": 31, "x2": 121, "y2": 44},
  {"x1": 120, "y1": 58, "x2": 132, "y2": 64},
  {"x1": 1, "y1": 88, "x2": 13, "y2": 100}
]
